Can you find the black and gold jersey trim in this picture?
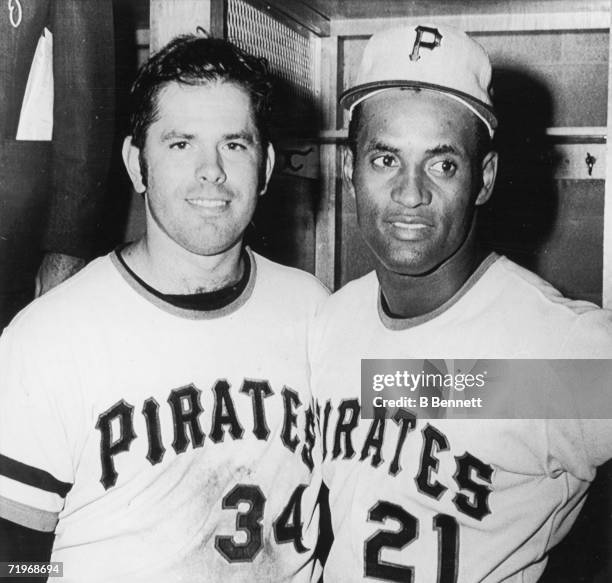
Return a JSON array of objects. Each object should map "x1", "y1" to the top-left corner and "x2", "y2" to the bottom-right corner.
[
  {"x1": 0, "y1": 496, "x2": 59, "y2": 532},
  {"x1": 0, "y1": 454, "x2": 72, "y2": 497}
]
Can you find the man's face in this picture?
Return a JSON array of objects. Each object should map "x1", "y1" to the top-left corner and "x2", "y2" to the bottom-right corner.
[
  {"x1": 124, "y1": 80, "x2": 273, "y2": 257},
  {"x1": 345, "y1": 89, "x2": 496, "y2": 276}
]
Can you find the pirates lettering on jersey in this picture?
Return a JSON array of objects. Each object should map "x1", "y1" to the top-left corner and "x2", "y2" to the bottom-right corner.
[
  {"x1": 281, "y1": 387, "x2": 302, "y2": 452},
  {"x1": 96, "y1": 379, "x2": 314, "y2": 490},
  {"x1": 416, "y1": 424, "x2": 449, "y2": 500},
  {"x1": 240, "y1": 379, "x2": 273, "y2": 440},
  {"x1": 96, "y1": 399, "x2": 137, "y2": 489},
  {"x1": 333, "y1": 399, "x2": 360, "y2": 459},
  {"x1": 210, "y1": 380, "x2": 244, "y2": 443},
  {"x1": 168, "y1": 384, "x2": 206, "y2": 452},
  {"x1": 142, "y1": 397, "x2": 165, "y2": 465},
  {"x1": 318, "y1": 398, "x2": 493, "y2": 522}
]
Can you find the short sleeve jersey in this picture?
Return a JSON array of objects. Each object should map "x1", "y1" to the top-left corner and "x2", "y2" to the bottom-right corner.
[
  {"x1": 0, "y1": 249, "x2": 328, "y2": 583},
  {"x1": 310, "y1": 254, "x2": 612, "y2": 583}
]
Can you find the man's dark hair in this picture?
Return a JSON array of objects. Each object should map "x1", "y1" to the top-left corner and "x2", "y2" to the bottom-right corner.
[{"x1": 129, "y1": 35, "x2": 272, "y2": 150}]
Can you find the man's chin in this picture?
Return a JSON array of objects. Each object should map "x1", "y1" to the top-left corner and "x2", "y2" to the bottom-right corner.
[
  {"x1": 373, "y1": 237, "x2": 471, "y2": 278},
  {"x1": 377, "y1": 257, "x2": 438, "y2": 278},
  {"x1": 178, "y1": 237, "x2": 242, "y2": 258},
  {"x1": 371, "y1": 244, "x2": 439, "y2": 277}
]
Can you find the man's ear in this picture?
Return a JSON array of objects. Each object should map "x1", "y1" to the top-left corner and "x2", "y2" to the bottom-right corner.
[
  {"x1": 122, "y1": 136, "x2": 146, "y2": 194},
  {"x1": 342, "y1": 146, "x2": 356, "y2": 199},
  {"x1": 259, "y1": 143, "x2": 276, "y2": 195},
  {"x1": 475, "y1": 150, "x2": 498, "y2": 206}
]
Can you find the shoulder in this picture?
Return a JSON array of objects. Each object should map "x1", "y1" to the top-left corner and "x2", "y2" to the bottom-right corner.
[
  {"x1": 320, "y1": 270, "x2": 379, "y2": 317},
  {"x1": 560, "y1": 307, "x2": 612, "y2": 356},
  {"x1": 490, "y1": 256, "x2": 612, "y2": 355},
  {"x1": 493, "y1": 256, "x2": 602, "y2": 316},
  {"x1": 251, "y1": 251, "x2": 329, "y2": 302},
  {"x1": 4, "y1": 254, "x2": 118, "y2": 337},
  {"x1": 312, "y1": 271, "x2": 379, "y2": 345},
  {"x1": 0, "y1": 256, "x2": 119, "y2": 407}
]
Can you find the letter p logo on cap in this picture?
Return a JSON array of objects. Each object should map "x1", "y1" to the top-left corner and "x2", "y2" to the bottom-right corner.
[{"x1": 410, "y1": 26, "x2": 443, "y2": 62}]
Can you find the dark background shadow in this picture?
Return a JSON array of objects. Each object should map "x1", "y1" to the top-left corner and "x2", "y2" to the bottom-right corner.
[
  {"x1": 246, "y1": 73, "x2": 323, "y2": 274},
  {"x1": 478, "y1": 67, "x2": 558, "y2": 271},
  {"x1": 480, "y1": 65, "x2": 604, "y2": 306},
  {"x1": 540, "y1": 459, "x2": 612, "y2": 583},
  {"x1": 484, "y1": 68, "x2": 611, "y2": 583},
  {"x1": 98, "y1": 0, "x2": 141, "y2": 254}
]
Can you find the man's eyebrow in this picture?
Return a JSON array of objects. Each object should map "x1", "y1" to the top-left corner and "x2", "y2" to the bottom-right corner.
[
  {"x1": 363, "y1": 141, "x2": 461, "y2": 156},
  {"x1": 159, "y1": 130, "x2": 257, "y2": 144},
  {"x1": 224, "y1": 132, "x2": 256, "y2": 144},
  {"x1": 427, "y1": 144, "x2": 460, "y2": 156},
  {"x1": 160, "y1": 130, "x2": 195, "y2": 142},
  {"x1": 364, "y1": 139, "x2": 401, "y2": 155}
]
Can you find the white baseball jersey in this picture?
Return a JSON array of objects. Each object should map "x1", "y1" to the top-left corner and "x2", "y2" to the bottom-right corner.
[
  {"x1": 0, "y1": 248, "x2": 328, "y2": 583},
  {"x1": 310, "y1": 253, "x2": 612, "y2": 583}
]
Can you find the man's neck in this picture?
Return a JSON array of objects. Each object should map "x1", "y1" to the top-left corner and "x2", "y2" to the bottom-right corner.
[
  {"x1": 121, "y1": 236, "x2": 244, "y2": 295},
  {"x1": 377, "y1": 229, "x2": 488, "y2": 319}
]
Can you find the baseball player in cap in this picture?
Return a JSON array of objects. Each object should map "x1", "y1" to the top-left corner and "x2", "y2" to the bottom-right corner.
[{"x1": 310, "y1": 24, "x2": 612, "y2": 582}]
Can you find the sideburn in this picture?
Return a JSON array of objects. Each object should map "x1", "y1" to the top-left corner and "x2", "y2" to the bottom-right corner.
[{"x1": 138, "y1": 150, "x2": 149, "y2": 190}]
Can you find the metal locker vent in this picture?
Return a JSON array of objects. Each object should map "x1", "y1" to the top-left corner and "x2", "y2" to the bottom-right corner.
[{"x1": 227, "y1": 0, "x2": 318, "y2": 134}]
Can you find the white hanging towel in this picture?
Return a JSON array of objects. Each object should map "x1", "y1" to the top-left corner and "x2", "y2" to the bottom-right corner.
[{"x1": 16, "y1": 27, "x2": 54, "y2": 141}]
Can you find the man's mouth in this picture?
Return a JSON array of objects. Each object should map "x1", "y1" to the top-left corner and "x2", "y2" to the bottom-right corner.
[
  {"x1": 186, "y1": 198, "x2": 230, "y2": 209},
  {"x1": 390, "y1": 221, "x2": 430, "y2": 230},
  {"x1": 386, "y1": 215, "x2": 434, "y2": 239},
  {"x1": 387, "y1": 215, "x2": 433, "y2": 227}
]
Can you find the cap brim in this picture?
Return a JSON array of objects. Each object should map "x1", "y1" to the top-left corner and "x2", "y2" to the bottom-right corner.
[{"x1": 340, "y1": 80, "x2": 497, "y2": 131}]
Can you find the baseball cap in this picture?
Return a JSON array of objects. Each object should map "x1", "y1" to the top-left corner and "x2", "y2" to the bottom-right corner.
[{"x1": 340, "y1": 24, "x2": 497, "y2": 137}]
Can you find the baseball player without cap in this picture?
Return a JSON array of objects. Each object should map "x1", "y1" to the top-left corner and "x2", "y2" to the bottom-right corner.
[{"x1": 340, "y1": 24, "x2": 498, "y2": 136}]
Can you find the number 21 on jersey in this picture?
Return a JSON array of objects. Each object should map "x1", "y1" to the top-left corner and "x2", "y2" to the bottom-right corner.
[{"x1": 365, "y1": 501, "x2": 459, "y2": 582}]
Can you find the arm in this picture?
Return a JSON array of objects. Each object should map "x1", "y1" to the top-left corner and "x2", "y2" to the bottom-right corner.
[
  {"x1": 0, "y1": 515, "x2": 54, "y2": 561},
  {"x1": 0, "y1": 517, "x2": 54, "y2": 583},
  {"x1": 35, "y1": 253, "x2": 85, "y2": 296},
  {"x1": 0, "y1": 326, "x2": 73, "y2": 583},
  {"x1": 39, "y1": 0, "x2": 115, "y2": 288}
]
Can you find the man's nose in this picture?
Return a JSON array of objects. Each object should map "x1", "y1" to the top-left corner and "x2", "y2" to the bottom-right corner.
[
  {"x1": 196, "y1": 150, "x2": 226, "y2": 184},
  {"x1": 390, "y1": 167, "x2": 431, "y2": 207}
]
